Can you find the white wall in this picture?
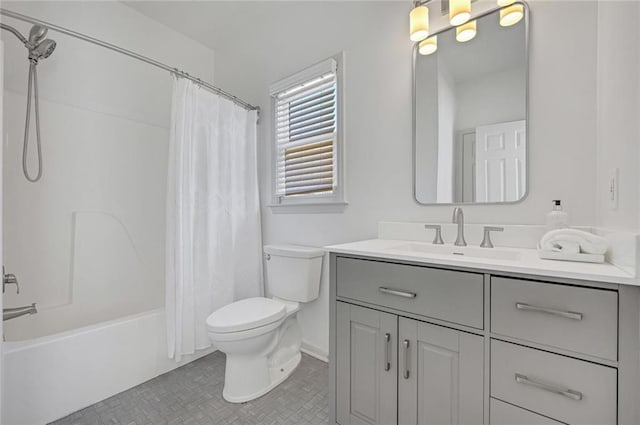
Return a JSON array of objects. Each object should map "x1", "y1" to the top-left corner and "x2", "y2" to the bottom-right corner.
[
  {"x1": 1, "y1": 2, "x2": 215, "y2": 330},
  {"x1": 436, "y1": 64, "x2": 456, "y2": 203},
  {"x1": 595, "y1": 1, "x2": 640, "y2": 232},
  {"x1": 455, "y1": 66, "x2": 526, "y2": 131},
  {"x1": 415, "y1": 53, "x2": 439, "y2": 203},
  {"x1": 206, "y1": 1, "x2": 600, "y2": 357}
]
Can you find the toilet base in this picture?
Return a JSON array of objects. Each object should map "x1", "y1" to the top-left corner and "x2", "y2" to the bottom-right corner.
[{"x1": 222, "y1": 351, "x2": 301, "y2": 403}]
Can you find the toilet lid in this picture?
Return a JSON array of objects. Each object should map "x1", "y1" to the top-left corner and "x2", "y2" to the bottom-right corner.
[{"x1": 206, "y1": 297, "x2": 286, "y2": 333}]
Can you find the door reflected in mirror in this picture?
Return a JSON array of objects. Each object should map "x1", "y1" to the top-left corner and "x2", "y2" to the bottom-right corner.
[{"x1": 414, "y1": 5, "x2": 528, "y2": 205}]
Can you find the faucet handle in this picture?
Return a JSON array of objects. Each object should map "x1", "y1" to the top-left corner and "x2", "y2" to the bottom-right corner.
[
  {"x1": 3, "y1": 267, "x2": 20, "y2": 294},
  {"x1": 424, "y1": 224, "x2": 444, "y2": 245},
  {"x1": 480, "y1": 226, "x2": 504, "y2": 248}
]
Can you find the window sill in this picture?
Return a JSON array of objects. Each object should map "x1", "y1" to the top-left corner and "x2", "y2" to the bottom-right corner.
[{"x1": 267, "y1": 201, "x2": 348, "y2": 214}]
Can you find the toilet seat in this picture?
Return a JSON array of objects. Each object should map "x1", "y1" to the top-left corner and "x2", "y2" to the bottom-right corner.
[{"x1": 206, "y1": 297, "x2": 286, "y2": 334}]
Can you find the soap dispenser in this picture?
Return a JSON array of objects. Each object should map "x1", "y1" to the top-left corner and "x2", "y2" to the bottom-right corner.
[{"x1": 546, "y1": 200, "x2": 569, "y2": 229}]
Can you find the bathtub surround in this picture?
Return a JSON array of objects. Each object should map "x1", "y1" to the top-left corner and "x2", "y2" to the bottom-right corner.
[
  {"x1": 166, "y1": 76, "x2": 262, "y2": 361},
  {"x1": 1, "y1": 0, "x2": 214, "y2": 327},
  {"x1": 1, "y1": 2, "x2": 216, "y2": 423}
]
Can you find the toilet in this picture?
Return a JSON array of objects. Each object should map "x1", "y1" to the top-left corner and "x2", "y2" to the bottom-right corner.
[{"x1": 206, "y1": 244, "x2": 324, "y2": 403}]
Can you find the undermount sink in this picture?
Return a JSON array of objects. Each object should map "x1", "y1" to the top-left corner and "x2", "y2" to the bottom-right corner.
[{"x1": 386, "y1": 242, "x2": 522, "y2": 261}]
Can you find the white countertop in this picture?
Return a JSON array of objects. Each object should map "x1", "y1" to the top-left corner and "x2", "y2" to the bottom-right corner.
[{"x1": 325, "y1": 239, "x2": 638, "y2": 286}]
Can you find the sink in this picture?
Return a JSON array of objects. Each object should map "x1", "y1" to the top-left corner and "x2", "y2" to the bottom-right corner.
[{"x1": 387, "y1": 242, "x2": 522, "y2": 261}]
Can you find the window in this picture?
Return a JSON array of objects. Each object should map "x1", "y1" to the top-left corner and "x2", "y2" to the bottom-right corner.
[{"x1": 269, "y1": 57, "x2": 344, "y2": 210}]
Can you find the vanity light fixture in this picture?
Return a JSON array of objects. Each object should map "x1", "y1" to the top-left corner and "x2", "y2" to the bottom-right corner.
[
  {"x1": 497, "y1": 0, "x2": 524, "y2": 26},
  {"x1": 449, "y1": 0, "x2": 471, "y2": 26},
  {"x1": 410, "y1": 5, "x2": 430, "y2": 42},
  {"x1": 418, "y1": 36, "x2": 438, "y2": 55},
  {"x1": 456, "y1": 20, "x2": 477, "y2": 42}
]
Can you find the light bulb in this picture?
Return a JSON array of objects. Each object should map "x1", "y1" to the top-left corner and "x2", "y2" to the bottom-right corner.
[
  {"x1": 497, "y1": 0, "x2": 514, "y2": 6},
  {"x1": 500, "y1": 4, "x2": 524, "y2": 27},
  {"x1": 456, "y1": 20, "x2": 477, "y2": 42},
  {"x1": 418, "y1": 36, "x2": 438, "y2": 55},
  {"x1": 450, "y1": 0, "x2": 471, "y2": 26},
  {"x1": 410, "y1": 5, "x2": 430, "y2": 42}
]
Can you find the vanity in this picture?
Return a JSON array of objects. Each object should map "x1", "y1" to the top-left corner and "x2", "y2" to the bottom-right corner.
[
  {"x1": 327, "y1": 2, "x2": 640, "y2": 423},
  {"x1": 327, "y1": 227, "x2": 640, "y2": 425}
]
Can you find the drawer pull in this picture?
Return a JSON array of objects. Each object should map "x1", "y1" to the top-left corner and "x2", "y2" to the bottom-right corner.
[
  {"x1": 515, "y1": 373, "x2": 583, "y2": 401},
  {"x1": 379, "y1": 287, "x2": 417, "y2": 299},
  {"x1": 515, "y1": 302, "x2": 583, "y2": 321},
  {"x1": 384, "y1": 333, "x2": 391, "y2": 372},
  {"x1": 403, "y1": 339, "x2": 410, "y2": 379}
]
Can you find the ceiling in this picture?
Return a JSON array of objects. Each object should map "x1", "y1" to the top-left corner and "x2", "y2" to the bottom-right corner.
[{"x1": 125, "y1": 1, "x2": 366, "y2": 53}]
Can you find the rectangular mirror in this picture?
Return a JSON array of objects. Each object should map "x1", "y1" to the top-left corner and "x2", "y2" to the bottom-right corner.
[{"x1": 413, "y1": 4, "x2": 528, "y2": 205}]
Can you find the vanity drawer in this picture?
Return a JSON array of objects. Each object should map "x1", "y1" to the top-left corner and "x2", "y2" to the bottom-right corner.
[
  {"x1": 491, "y1": 277, "x2": 618, "y2": 361},
  {"x1": 336, "y1": 257, "x2": 484, "y2": 329},
  {"x1": 490, "y1": 398, "x2": 563, "y2": 425},
  {"x1": 491, "y1": 340, "x2": 617, "y2": 425}
]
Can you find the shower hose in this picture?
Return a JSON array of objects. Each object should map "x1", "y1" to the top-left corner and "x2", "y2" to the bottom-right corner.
[{"x1": 23, "y1": 60, "x2": 43, "y2": 183}]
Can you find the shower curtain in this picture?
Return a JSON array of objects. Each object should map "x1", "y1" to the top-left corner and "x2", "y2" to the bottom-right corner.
[{"x1": 165, "y1": 76, "x2": 263, "y2": 361}]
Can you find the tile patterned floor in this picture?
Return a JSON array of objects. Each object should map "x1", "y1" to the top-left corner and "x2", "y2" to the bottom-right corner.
[{"x1": 50, "y1": 352, "x2": 328, "y2": 425}]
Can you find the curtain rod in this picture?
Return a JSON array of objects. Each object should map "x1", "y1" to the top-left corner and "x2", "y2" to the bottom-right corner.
[{"x1": 0, "y1": 8, "x2": 260, "y2": 114}]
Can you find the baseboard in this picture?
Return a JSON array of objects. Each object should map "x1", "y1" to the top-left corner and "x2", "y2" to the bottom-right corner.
[{"x1": 301, "y1": 340, "x2": 328, "y2": 363}]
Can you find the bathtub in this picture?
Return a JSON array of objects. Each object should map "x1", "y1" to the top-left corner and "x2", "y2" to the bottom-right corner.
[{"x1": 2, "y1": 308, "x2": 214, "y2": 425}]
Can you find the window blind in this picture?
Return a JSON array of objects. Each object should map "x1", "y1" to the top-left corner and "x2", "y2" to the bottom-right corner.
[{"x1": 274, "y1": 70, "x2": 337, "y2": 198}]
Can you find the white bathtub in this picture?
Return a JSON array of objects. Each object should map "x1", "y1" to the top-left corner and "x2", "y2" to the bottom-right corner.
[{"x1": 2, "y1": 308, "x2": 214, "y2": 425}]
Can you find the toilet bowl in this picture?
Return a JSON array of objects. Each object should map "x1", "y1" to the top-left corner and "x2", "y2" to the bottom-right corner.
[{"x1": 206, "y1": 245, "x2": 323, "y2": 403}]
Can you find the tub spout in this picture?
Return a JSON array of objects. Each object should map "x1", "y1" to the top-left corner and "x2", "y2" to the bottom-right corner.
[{"x1": 3, "y1": 303, "x2": 37, "y2": 321}]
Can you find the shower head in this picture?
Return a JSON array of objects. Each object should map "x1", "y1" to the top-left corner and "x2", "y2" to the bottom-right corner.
[
  {"x1": 30, "y1": 39, "x2": 56, "y2": 61},
  {"x1": 28, "y1": 25, "x2": 48, "y2": 46}
]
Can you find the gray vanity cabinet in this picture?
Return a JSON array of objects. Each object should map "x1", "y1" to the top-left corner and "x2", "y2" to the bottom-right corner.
[
  {"x1": 335, "y1": 301, "x2": 483, "y2": 425},
  {"x1": 331, "y1": 253, "x2": 640, "y2": 425},
  {"x1": 398, "y1": 318, "x2": 484, "y2": 425},
  {"x1": 336, "y1": 302, "x2": 398, "y2": 425}
]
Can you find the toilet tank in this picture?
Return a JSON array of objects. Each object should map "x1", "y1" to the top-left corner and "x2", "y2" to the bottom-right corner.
[{"x1": 264, "y1": 245, "x2": 324, "y2": 302}]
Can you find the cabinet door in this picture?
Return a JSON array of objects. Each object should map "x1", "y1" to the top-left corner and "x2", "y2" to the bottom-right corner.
[
  {"x1": 336, "y1": 302, "x2": 398, "y2": 425},
  {"x1": 398, "y1": 318, "x2": 484, "y2": 425}
]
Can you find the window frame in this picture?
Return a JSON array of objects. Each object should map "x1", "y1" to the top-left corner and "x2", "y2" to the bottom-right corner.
[{"x1": 268, "y1": 54, "x2": 346, "y2": 212}]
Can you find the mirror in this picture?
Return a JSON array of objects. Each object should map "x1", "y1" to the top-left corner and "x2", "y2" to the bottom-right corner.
[{"x1": 414, "y1": 5, "x2": 528, "y2": 205}]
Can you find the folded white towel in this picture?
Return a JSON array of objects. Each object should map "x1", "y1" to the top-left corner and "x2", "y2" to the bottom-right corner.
[
  {"x1": 543, "y1": 240, "x2": 580, "y2": 254},
  {"x1": 539, "y1": 229, "x2": 608, "y2": 255}
]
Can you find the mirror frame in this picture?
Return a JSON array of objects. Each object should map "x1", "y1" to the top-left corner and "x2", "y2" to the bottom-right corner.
[{"x1": 412, "y1": 1, "x2": 530, "y2": 206}]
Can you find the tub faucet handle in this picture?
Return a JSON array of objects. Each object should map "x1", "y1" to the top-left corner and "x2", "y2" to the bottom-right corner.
[{"x1": 3, "y1": 267, "x2": 20, "y2": 294}]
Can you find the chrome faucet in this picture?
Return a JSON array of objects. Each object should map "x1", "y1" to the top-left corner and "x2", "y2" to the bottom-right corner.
[
  {"x1": 3, "y1": 303, "x2": 37, "y2": 321},
  {"x1": 452, "y1": 207, "x2": 467, "y2": 246}
]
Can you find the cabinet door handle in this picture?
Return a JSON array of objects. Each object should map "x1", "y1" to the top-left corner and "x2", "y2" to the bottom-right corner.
[
  {"x1": 379, "y1": 287, "x2": 417, "y2": 299},
  {"x1": 515, "y1": 302, "x2": 583, "y2": 321},
  {"x1": 515, "y1": 373, "x2": 583, "y2": 401},
  {"x1": 384, "y1": 333, "x2": 391, "y2": 372},
  {"x1": 402, "y1": 339, "x2": 410, "y2": 379}
]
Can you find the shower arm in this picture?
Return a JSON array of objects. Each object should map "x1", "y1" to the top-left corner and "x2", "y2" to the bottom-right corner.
[{"x1": 0, "y1": 22, "x2": 28, "y2": 46}]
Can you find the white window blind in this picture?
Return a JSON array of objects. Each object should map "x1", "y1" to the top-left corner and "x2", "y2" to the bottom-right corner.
[{"x1": 272, "y1": 60, "x2": 338, "y2": 199}]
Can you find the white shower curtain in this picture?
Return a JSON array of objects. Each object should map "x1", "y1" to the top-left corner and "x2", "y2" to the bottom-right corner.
[{"x1": 165, "y1": 76, "x2": 263, "y2": 361}]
